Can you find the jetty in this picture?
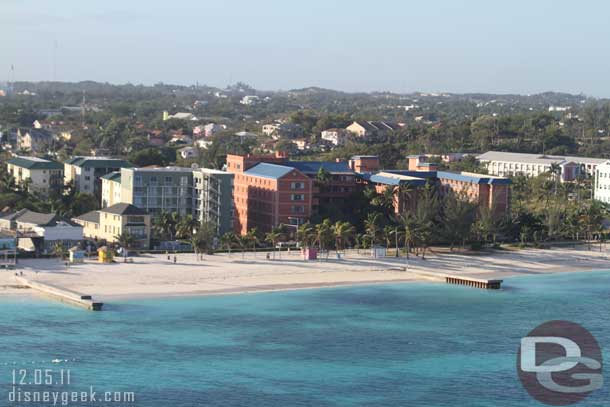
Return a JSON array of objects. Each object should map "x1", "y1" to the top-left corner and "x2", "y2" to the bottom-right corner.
[
  {"x1": 15, "y1": 276, "x2": 104, "y2": 311},
  {"x1": 407, "y1": 270, "x2": 503, "y2": 289}
]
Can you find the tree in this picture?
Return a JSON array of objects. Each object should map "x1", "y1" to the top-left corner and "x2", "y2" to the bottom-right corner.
[
  {"x1": 364, "y1": 212, "x2": 382, "y2": 246},
  {"x1": 154, "y1": 212, "x2": 177, "y2": 241},
  {"x1": 52, "y1": 242, "x2": 66, "y2": 260},
  {"x1": 315, "y1": 219, "x2": 334, "y2": 258},
  {"x1": 176, "y1": 214, "x2": 197, "y2": 239},
  {"x1": 265, "y1": 225, "x2": 285, "y2": 260},
  {"x1": 442, "y1": 191, "x2": 476, "y2": 250},
  {"x1": 398, "y1": 212, "x2": 418, "y2": 259},
  {"x1": 297, "y1": 223, "x2": 316, "y2": 248},
  {"x1": 579, "y1": 201, "x2": 605, "y2": 250},
  {"x1": 115, "y1": 231, "x2": 136, "y2": 258},
  {"x1": 333, "y1": 221, "x2": 355, "y2": 254},
  {"x1": 220, "y1": 232, "x2": 236, "y2": 256},
  {"x1": 245, "y1": 228, "x2": 259, "y2": 255}
]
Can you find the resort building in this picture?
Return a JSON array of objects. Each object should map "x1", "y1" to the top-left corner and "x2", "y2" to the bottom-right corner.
[
  {"x1": 0, "y1": 209, "x2": 83, "y2": 254},
  {"x1": 64, "y1": 156, "x2": 132, "y2": 196},
  {"x1": 118, "y1": 167, "x2": 194, "y2": 218},
  {"x1": 74, "y1": 203, "x2": 151, "y2": 249},
  {"x1": 360, "y1": 155, "x2": 512, "y2": 217},
  {"x1": 0, "y1": 232, "x2": 16, "y2": 267},
  {"x1": 477, "y1": 151, "x2": 605, "y2": 180},
  {"x1": 193, "y1": 168, "x2": 234, "y2": 236},
  {"x1": 593, "y1": 160, "x2": 610, "y2": 203},
  {"x1": 227, "y1": 153, "x2": 313, "y2": 234},
  {"x1": 6, "y1": 156, "x2": 64, "y2": 196},
  {"x1": 100, "y1": 171, "x2": 122, "y2": 208}
]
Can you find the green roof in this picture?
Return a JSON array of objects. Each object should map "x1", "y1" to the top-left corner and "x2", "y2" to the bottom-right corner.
[
  {"x1": 65, "y1": 156, "x2": 133, "y2": 169},
  {"x1": 7, "y1": 156, "x2": 63, "y2": 170},
  {"x1": 101, "y1": 171, "x2": 121, "y2": 182}
]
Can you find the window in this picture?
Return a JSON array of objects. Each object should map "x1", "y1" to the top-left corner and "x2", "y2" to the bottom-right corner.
[
  {"x1": 165, "y1": 176, "x2": 173, "y2": 185},
  {"x1": 135, "y1": 176, "x2": 142, "y2": 186},
  {"x1": 291, "y1": 182, "x2": 304, "y2": 190},
  {"x1": 291, "y1": 205, "x2": 304, "y2": 213},
  {"x1": 291, "y1": 194, "x2": 304, "y2": 201}
]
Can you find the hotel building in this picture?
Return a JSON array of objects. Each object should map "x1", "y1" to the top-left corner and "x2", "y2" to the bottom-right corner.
[
  {"x1": 6, "y1": 156, "x2": 64, "y2": 196},
  {"x1": 64, "y1": 156, "x2": 132, "y2": 196}
]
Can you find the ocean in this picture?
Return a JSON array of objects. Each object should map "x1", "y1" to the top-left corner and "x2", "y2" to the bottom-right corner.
[{"x1": 0, "y1": 271, "x2": 608, "y2": 406}]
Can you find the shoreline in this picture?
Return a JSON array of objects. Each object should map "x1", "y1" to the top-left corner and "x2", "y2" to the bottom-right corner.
[{"x1": 2, "y1": 247, "x2": 610, "y2": 303}]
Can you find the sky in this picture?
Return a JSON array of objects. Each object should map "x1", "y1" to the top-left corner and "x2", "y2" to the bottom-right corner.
[{"x1": 2, "y1": 0, "x2": 610, "y2": 96}]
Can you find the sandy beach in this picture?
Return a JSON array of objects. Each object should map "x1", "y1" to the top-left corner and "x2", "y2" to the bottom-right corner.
[{"x1": 1, "y1": 245, "x2": 609, "y2": 301}]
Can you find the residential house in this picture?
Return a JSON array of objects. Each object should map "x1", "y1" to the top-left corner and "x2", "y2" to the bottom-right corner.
[
  {"x1": 179, "y1": 146, "x2": 199, "y2": 160},
  {"x1": 6, "y1": 156, "x2": 64, "y2": 196},
  {"x1": 74, "y1": 203, "x2": 151, "y2": 249},
  {"x1": 17, "y1": 128, "x2": 55, "y2": 152},
  {"x1": 0, "y1": 209, "x2": 83, "y2": 253},
  {"x1": 321, "y1": 128, "x2": 351, "y2": 146},
  {"x1": 240, "y1": 95, "x2": 260, "y2": 105},
  {"x1": 345, "y1": 121, "x2": 400, "y2": 138}
]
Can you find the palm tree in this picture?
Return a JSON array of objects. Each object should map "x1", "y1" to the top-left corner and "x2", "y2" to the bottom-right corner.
[
  {"x1": 155, "y1": 212, "x2": 176, "y2": 240},
  {"x1": 265, "y1": 228, "x2": 283, "y2": 260},
  {"x1": 398, "y1": 212, "x2": 418, "y2": 259},
  {"x1": 245, "y1": 228, "x2": 259, "y2": 256},
  {"x1": 116, "y1": 230, "x2": 136, "y2": 249},
  {"x1": 364, "y1": 212, "x2": 382, "y2": 246},
  {"x1": 52, "y1": 242, "x2": 66, "y2": 260},
  {"x1": 548, "y1": 163, "x2": 562, "y2": 196},
  {"x1": 176, "y1": 214, "x2": 197, "y2": 239},
  {"x1": 315, "y1": 219, "x2": 334, "y2": 258},
  {"x1": 297, "y1": 223, "x2": 315, "y2": 248},
  {"x1": 333, "y1": 221, "x2": 355, "y2": 255},
  {"x1": 220, "y1": 232, "x2": 236, "y2": 256},
  {"x1": 236, "y1": 235, "x2": 249, "y2": 259}
]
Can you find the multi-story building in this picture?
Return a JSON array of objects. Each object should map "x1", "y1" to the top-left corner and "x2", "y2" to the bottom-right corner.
[
  {"x1": 477, "y1": 151, "x2": 605, "y2": 181},
  {"x1": 119, "y1": 167, "x2": 194, "y2": 218},
  {"x1": 227, "y1": 153, "x2": 313, "y2": 234},
  {"x1": 16, "y1": 128, "x2": 55, "y2": 152},
  {"x1": 6, "y1": 156, "x2": 64, "y2": 196},
  {"x1": 74, "y1": 203, "x2": 151, "y2": 249},
  {"x1": 64, "y1": 156, "x2": 132, "y2": 196},
  {"x1": 593, "y1": 161, "x2": 610, "y2": 204},
  {"x1": 100, "y1": 171, "x2": 122, "y2": 208},
  {"x1": 193, "y1": 168, "x2": 234, "y2": 236},
  {"x1": 226, "y1": 153, "x2": 362, "y2": 234},
  {"x1": 359, "y1": 155, "x2": 512, "y2": 217}
]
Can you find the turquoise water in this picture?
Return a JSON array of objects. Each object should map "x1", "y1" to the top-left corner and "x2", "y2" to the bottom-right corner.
[{"x1": 0, "y1": 272, "x2": 609, "y2": 406}]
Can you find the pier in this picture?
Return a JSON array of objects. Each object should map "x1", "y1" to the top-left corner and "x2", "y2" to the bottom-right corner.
[
  {"x1": 15, "y1": 276, "x2": 104, "y2": 311},
  {"x1": 407, "y1": 270, "x2": 503, "y2": 289}
]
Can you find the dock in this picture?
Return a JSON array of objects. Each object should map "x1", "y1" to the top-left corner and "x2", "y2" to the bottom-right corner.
[
  {"x1": 15, "y1": 276, "x2": 104, "y2": 311},
  {"x1": 407, "y1": 270, "x2": 503, "y2": 289}
]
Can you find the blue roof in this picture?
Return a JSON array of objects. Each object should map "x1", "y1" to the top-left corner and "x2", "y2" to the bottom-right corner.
[
  {"x1": 245, "y1": 163, "x2": 295, "y2": 179},
  {"x1": 284, "y1": 161, "x2": 353, "y2": 174},
  {"x1": 436, "y1": 171, "x2": 512, "y2": 185},
  {"x1": 383, "y1": 170, "x2": 437, "y2": 179}
]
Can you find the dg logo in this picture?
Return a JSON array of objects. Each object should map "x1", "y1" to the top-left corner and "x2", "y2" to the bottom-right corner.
[{"x1": 517, "y1": 320, "x2": 603, "y2": 406}]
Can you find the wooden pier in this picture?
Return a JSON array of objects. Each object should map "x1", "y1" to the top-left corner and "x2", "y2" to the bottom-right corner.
[
  {"x1": 15, "y1": 276, "x2": 104, "y2": 311},
  {"x1": 407, "y1": 270, "x2": 503, "y2": 290}
]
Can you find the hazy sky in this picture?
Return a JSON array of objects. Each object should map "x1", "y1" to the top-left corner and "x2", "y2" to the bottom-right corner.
[{"x1": 2, "y1": 0, "x2": 610, "y2": 96}]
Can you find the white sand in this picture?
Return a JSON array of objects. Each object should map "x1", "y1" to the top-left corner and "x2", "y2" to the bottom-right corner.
[{"x1": 2, "y1": 246, "x2": 609, "y2": 301}]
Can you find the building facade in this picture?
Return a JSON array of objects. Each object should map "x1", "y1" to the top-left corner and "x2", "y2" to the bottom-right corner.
[
  {"x1": 193, "y1": 168, "x2": 234, "y2": 236},
  {"x1": 100, "y1": 171, "x2": 122, "y2": 208},
  {"x1": 74, "y1": 203, "x2": 151, "y2": 249},
  {"x1": 594, "y1": 161, "x2": 610, "y2": 204},
  {"x1": 477, "y1": 151, "x2": 604, "y2": 181},
  {"x1": 6, "y1": 156, "x2": 64, "y2": 196},
  {"x1": 64, "y1": 156, "x2": 132, "y2": 196},
  {"x1": 119, "y1": 167, "x2": 194, "y2": 218}
]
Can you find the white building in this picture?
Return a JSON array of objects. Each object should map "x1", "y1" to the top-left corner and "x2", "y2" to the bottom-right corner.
[
  {"x1": 179, "y1": 146, "x2": 199, "y2": 160},
  {"x1": 240, "y1": 95, "x2": 260, "y2": 105},
  {"x1": 64, "y1": 156, "x2": 132, "y2": 195},
  {"x1": 321, "y1": 128, "x2": 350, "y2": 146},
  {"x1": 100, "y1": 171, "x2": 123, "y2": 208},
  {"x1": 594, "y1": 161, "x2": 610, "y2": 203},
  {"x1": 477, "y1": 151, "x2": 606, "y2": 181}
]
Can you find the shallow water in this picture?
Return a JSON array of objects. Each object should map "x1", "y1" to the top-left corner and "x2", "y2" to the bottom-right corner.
[{"x1": 0, "y1": 271, "x2": 608, "y2": 406}]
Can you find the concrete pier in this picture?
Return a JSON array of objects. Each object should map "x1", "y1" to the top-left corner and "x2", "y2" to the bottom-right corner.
[
  {"x1": 407, "y1": 270, "x2": 503, "y2": 289},
  {"x1": 15, "y1": 276, "x2": 104, "y2": 311}
]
